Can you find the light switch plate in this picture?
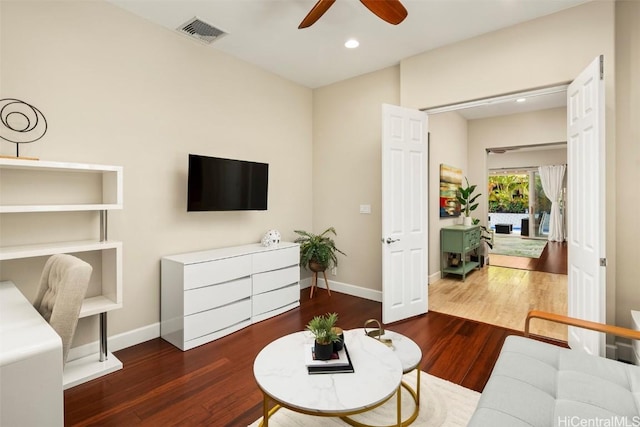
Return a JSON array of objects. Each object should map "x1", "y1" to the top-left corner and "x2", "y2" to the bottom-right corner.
[{"x1": 359, "y1": 204, "x2": 371, "y2": 214}]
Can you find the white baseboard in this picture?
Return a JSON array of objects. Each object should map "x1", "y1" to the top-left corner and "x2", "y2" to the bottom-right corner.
[
  {"x1": 616, "y1": 341, "x2": 634, "y2": 363},
  {"x1": 606, "y1": 343, "x2": 618, "y2": 360},
  {"x1": 429, "y1": 271, "x2": 441, "y2": 284},
  {"x1": 63, "y1": 352, "x2": 123, "y2": 390},
  {"x1": 64, "y1": 324, "x2": 158, "y2": 388},
  {"x1": 300, "y1": 277, "x2": 382, "y2": 302},
  {"x1": 67, "y1": 322, "x2": 160, "y2": 362}
]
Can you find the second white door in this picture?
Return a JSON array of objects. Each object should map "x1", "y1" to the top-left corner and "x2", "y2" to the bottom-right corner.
[{"x1": 567, "y1": 55, "x2": 606, "y2": 355}]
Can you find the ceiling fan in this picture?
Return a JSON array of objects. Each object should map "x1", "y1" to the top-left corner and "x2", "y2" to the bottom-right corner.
[{"x1": 298, "y1": 0, "x2": 408, "y2": 29}]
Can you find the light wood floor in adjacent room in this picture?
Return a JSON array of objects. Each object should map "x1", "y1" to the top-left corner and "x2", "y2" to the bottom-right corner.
[{"x1": 429, "y1": 265, "x2": 568, "y2": 341}]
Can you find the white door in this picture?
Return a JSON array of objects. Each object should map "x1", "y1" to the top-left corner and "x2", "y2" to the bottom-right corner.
[
  {"x1": 567, "y1": 55, "x2": 606, "y2": 355},
  {"x1": 381, "y1": 104, "x2": 428, "y2": 324}
]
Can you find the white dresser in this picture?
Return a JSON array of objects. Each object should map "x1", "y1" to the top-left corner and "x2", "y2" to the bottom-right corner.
[
  {"x1": 161, "y1": 242, "x2": 300, "y2": 351},
  {"x1": 0, "y1": 281, "x2": 63, "y2": 427}
]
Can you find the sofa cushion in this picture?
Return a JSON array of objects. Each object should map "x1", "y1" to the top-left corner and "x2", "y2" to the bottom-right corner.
[{"x1": 468, "y1": 335, "x2": 640, "y2": 427}]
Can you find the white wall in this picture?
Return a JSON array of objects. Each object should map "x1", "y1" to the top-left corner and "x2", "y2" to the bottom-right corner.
[
  {"x1": 400, "y1": 2, "x2": 615, "y2": 111},
  {"x1": 428, "y1": 112, "x2": 468, "y2": 279},
  {"x1": 615, "y1": 0, "x2": 640, "y2": 329},
  {"x1": 0, "y1": 1, "x2": 313, "y2": 348},
  {"x1": 312, "y1": 66, "x2": 400, "y2": 293}
]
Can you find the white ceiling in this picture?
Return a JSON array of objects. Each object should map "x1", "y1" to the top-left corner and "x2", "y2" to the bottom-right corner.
[
  {"x1": 434, "y1": 86, "x2": 568, "y2": 120},
  {"x1": 108, "y1": 0, "x2": 589, "y2": 89}
]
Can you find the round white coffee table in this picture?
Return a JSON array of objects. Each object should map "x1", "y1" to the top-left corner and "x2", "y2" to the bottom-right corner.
[{"x1": 253, "y1": 329, "x2": 403, "y2": 426}]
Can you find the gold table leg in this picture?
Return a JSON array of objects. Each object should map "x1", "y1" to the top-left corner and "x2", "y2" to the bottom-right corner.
[
  {"x1": 261, "y1": 393, "x2": 269, "y2": 427},
  {"x1": 341, "y1": 367, "x2": 420, "y2": 427},
  {"x1": 259, "y1": 394, "x2": 283, "y2": 427},
  {"x1": 396, "y1": 384, "x2": 402, "y2": 427}
]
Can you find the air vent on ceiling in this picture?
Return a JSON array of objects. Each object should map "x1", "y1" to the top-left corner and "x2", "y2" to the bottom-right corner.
[{"x1": 177, "y1": 17, "x2": 226, "y2": 44}]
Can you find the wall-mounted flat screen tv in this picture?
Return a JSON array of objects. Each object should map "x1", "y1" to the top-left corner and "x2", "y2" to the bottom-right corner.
[{"x1": 187, "y1": 154, "x2": 268, "y2": 211}]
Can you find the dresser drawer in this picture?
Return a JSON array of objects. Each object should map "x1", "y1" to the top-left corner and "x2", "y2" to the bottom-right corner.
[
  {"x1": 183, "y1": 256, "x2": 251, "y2": 290},
  {"x1": 253, "y1": 245, "x2": 298, "y2": 274},
  {"x1": 253, "y1": 266, "x2": 299, "y2": 295},
  {"x1": 184, "y1": 277, "x2": 251, "y2": 316},
  {"x1": 252, "y1": 284, "x2": 299, "y2": 317},
  {"x1": 464, "y1": 229, "x2": 481, "y2": 250},
  {"x1": 184, "y1": 298, "x2": 251, "y2": 342}
]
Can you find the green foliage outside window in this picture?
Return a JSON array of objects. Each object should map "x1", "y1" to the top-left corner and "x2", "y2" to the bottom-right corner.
[
  {"x1": 488, "y1": 173, "x2": 552, "y2": 214},
  {"x1": 488, "y1": 174, "x2": 527, "y2": 213}
]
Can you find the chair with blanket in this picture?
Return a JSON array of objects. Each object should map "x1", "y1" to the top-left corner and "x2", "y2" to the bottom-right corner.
[{"x1": 33, "y1": 254, "x2": 93, "y2": 364}]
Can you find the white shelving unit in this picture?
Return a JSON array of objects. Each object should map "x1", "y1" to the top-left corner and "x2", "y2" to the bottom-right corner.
[{"x1": 0, "y1": 158, "x2": 124, "y2": 388}]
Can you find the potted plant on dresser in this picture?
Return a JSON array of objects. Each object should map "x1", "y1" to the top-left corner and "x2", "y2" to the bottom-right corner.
[
  {"x1": 306, "y1": 312, "x2": 341, "y2": 360},
  {"x1": 457, "y1": 177, "x2": 481, "y2": 226}
]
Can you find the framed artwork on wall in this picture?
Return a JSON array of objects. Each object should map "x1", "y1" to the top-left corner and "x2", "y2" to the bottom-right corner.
[{"x1": 440, "y1": 164, "x2": 462, "y2": 218}]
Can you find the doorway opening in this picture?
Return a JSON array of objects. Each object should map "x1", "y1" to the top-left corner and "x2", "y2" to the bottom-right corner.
[
  {"x1": 485, "y1": 142, "x2": 568, "y2": 272},
  {"x1": 486, "y1": 147, "x2": 568, "y2": 274},
  {"x1": 426, "y1": 86, "x2": 569, "y2": 340}
]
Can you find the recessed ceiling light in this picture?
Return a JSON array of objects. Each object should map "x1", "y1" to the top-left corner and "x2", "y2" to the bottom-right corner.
[
  {"x1": 345, "y1": 39, "x2": 359, "y2": 49},
  {"x1": 516, "y1": 98, "x2": 527, "y2": 103}
]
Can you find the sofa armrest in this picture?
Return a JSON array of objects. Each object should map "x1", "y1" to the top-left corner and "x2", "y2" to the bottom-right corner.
[{"x1": 525, "y1": 310, "x2": 640, "y2": 340}]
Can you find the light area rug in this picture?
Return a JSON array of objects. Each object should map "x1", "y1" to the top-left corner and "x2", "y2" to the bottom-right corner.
[
  {"x1": 248, "y1": 372, "x2": 480, "y2": 427},
  {"x1": 490, "y1": 235, "x2": 547, "y2": 258}
]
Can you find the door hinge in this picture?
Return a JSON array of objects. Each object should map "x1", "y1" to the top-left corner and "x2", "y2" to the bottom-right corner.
[
  {"x1": 600, "y1": 258, "x2": 607, "y2": 267},
  {"x1": 599, "y1": 55, "x2": 604, "y2": 80}
]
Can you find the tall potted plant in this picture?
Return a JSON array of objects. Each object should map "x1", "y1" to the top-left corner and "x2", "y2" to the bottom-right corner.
[
  {"x1": 294, "y1": 227, "x2": 346, "y2": 272},
  {"x1": 472, "y1": 218, "x2": 494, "y2": 267},
  {"x1": 457, "y1": 177, "x2": 481, "y2": 226}
]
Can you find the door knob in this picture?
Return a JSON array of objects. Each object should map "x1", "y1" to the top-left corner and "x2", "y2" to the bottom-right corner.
[{"x1": 385, "y1": 237, "x2": 400, "y2": 244}]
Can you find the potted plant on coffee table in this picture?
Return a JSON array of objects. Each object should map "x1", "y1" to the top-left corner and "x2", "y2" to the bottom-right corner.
[{"x1": 306, "y1": 312, "x2": 341, "y2": 360}]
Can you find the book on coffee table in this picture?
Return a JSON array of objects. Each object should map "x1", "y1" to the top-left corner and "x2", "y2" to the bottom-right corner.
[{"x1": 305, "y1": 344, "x2": 354, "y2": 374}]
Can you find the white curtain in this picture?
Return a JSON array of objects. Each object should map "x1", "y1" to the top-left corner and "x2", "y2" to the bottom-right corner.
[{"x1": 538, "y1": 165, "x2": 566, "y2": 242}]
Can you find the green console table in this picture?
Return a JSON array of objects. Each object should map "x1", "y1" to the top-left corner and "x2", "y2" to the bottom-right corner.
[{"x1": 440, "y1": 225, "x2": 481, "y2": 281}]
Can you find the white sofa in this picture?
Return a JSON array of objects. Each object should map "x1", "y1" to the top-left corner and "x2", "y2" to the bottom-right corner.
[{"x1": 468, "y1": 311, "x2": 640, "y2": 427}]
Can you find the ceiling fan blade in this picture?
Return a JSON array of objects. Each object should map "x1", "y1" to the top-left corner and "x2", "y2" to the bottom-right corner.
[
  {"x1": 360, "y1": 0, "x2": 408, "y2": 25},
  {"x1": 299, "y1": 0, "x2": 337, "y2": 29}
]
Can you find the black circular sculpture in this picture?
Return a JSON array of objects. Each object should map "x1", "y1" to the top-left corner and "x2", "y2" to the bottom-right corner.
[{"x1": 0, "y1": 98, "x2": 48, "y2": 157}]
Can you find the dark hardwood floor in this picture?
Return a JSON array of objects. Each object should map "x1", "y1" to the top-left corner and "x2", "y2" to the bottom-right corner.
[
  {"x1": 489, "y1": 240, "x2": 568, "y2": 274},
  {"x1": 537, "y1": 241, "x2": 568, "y2": 274},
  {"x1": 64, "y1": 291, "x2": 526, "y2": 426}
]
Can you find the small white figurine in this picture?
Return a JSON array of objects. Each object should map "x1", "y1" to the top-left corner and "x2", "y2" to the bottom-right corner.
[{"x1": 261, "y1": 229, "x2": 281, "y2": 247}]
